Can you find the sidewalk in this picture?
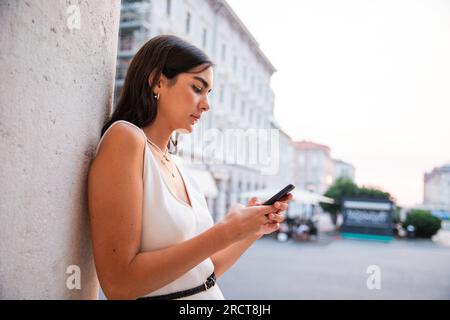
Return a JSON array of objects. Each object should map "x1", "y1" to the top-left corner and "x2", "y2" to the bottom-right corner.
[
  {"x1": 432, "y1": 221, "x2": 450, "y2": 247},
  {"x1": 316, "y1": 213, "x2": 450, "y2": 248}
]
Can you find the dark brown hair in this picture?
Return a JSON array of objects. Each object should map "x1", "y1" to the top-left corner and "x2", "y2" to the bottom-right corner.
[{"x1": 101, "y1": 34, "x2": 213, "y2": 151}]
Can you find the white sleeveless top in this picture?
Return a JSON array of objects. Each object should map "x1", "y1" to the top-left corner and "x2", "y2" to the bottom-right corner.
[{"x1": 94, "y1": 120, "x2": 225, "y2": 300}]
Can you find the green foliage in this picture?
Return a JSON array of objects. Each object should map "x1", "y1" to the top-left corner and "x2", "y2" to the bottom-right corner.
[
  {"x1": 320, "y1": 177, "x2": 393, "y2": 214},
  {"x1": 402, "y1": 209, "x2": 442, "y2": 238},
  {"x1": 320, "y1": 178, "x2": 358, "y2": 215},
  {"x1": 357, "y1": 186, "x2": 391, "y2": 200},
  {"x1": 320, "y1": 177, "x2": 394, "y2": 226}
]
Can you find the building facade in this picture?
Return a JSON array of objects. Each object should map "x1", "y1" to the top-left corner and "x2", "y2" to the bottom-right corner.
[
  {"x1": 423, "y1": 163, "x2": 450, "y2": 212},
  {"x1": 333, "y1": 159, "x2": 355, "y2": 181},
  {"x1": 292, "y1": 140, "x2": 355, "y2": 195},
  {"x1": 271, "y1": 117, "x2": 294, "y2": 188}
]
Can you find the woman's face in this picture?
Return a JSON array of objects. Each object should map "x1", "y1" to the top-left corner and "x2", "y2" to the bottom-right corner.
[{"x1": 156, "y1": 64, "x2": 213, "y2": 133}]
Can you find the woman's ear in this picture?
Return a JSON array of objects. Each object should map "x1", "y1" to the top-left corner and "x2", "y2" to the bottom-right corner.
[
  {"x1": 148, "y1": 70, "x2": 166, "y2": 90},
  {"x1": 148, "y1": 70, "x2": 158, "y2": 88}
]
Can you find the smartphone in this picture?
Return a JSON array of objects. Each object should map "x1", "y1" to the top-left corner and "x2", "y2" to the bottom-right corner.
[{"x1": 262, "y1": 184, "x2": 295, "y2": 205}]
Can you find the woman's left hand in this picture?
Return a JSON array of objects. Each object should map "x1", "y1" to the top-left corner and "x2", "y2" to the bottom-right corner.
[{"x1": 246, "y1": 193, "x2": 294, "y2": 237}]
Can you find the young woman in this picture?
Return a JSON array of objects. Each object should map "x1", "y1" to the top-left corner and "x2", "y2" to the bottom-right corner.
[{"x1": 87, "y1": 35, "x2": 293, "y2": 300}]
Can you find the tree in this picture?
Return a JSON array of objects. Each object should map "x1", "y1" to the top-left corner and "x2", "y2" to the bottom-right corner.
[
  {"x1": 357, "y1": 186, "x2": 393, "y2": 201},
  {"x1": 320, "y1": 178, "x2": 358, "y2": 226},
  {"x1": 320, "y1": 177, "x2": 394, "y2": 227},
  {"x1": 402, "y1": 209, "x2": 442, "y2": 238}
]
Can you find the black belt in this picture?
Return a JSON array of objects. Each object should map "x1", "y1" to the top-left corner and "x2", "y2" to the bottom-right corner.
[{"x1": 136, "y1": 272, "x2": 216, "y2": 300}]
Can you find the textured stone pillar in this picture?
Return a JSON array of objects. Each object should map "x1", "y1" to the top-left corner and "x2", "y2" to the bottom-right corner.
[{"x1": 0, "y1": 0, "x2": 121, "y2": 299}]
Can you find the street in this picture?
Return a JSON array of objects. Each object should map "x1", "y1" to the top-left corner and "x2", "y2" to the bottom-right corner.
[{"x1": 217, "y1": 229, "x2": 450, "y2": 299}]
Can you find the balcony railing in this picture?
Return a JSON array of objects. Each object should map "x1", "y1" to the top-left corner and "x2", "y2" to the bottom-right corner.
[
  {"x1": 120, "y1": 0, "x2": 151, "y2": 30},
  {"x1": 118, "y1": 29, "x2": 150, "y2": 58}
]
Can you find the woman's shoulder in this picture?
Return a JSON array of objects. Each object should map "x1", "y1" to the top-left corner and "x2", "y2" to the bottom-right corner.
[{"x1": 95, "y1": 121, "x2": 146, "y2": 158}]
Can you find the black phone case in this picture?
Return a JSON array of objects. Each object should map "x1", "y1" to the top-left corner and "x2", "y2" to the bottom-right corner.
[{"x1": 262, "y1": 184, "x2": 295, "y2": 205}]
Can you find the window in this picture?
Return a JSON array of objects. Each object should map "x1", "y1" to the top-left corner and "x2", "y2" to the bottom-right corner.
[
  {"x1": 310, "y1": 154, "x2": 318, "y2": 168},
  {"x1": 298, "y1": 154, "x2": 305, "y2": 166},
  {"x1": 231, "y1": 93, "x2": 236, "y2": 110},
  {"x1": 232, "y1": 55, "x2": 237, "y2": 72},
  {"x1": 202, "y1": 28, "x2": 207, "y2": 48},
  {"x1": 114, "y1": 88, "x2": 121, "y2": 105},
  {"x1": 120, "y1": 9, "x2": 139, "y2": 23},
  {"x1": 186, "y1": 12, "x2": 191, "y2": 34},
  {"x1": 166, "y1": 0, "x2": 171, "y2": 16},
  {"x1": 221, "y1": 43, "x2": 226, "y2": 62},
  {"x1": 206, "y1": 111, "x2": 212, "y2": 129},
  {"x1": 119, "y1": 30, "x2": 133, "y2": 51},
  {"x1": 219, "y1": 84, "x2": 224, "y2": 103},
  {"x1": 226, "y1": 191, "x2": 231, "y2": 209},
  {"x1": 117, "y1": 59, "x2": 129, "y2": 80}
]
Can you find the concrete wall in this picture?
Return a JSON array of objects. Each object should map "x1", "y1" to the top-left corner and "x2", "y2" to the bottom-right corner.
[{"x1": 0, "y1": 0, "x2": 121, "y2": 299}]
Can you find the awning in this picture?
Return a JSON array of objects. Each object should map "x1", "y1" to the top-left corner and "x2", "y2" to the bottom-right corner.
[
  {"x1": 240, "y1": 187, "x2": 334, "y2": 205},
  {"x1": 187, "y1": 168, "x2": 219, "y2": 198}
]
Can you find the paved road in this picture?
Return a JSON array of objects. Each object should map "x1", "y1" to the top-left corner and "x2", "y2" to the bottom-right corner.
[{"x1": 217, "y1": 233, "x2": 450, "y2": 299}]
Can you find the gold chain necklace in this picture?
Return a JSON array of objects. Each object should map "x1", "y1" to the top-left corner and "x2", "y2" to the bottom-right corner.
[{"x1": 146, "y1": 138, "x2": 176, "y2": 178}]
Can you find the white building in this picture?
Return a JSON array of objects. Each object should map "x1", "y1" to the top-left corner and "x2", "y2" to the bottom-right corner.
[
  {"x1": 333, "y1": 159, "x2": 355, "y2": 181},
  {"x1": 423, "y1": 163, "x2": 450, "y2": 211},
  {"x1": 292, "y1": 140, "x2": 355, "y2": 195},
  {"x1": 115, "y1": 0, "x2": 292, "y2": 221},
  {"x1": 270, "y1": 117, "x2": 294, "y2": 188}
]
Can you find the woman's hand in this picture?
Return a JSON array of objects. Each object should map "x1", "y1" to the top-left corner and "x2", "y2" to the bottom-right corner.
[
  {"x1": 247, "y1": 193, "x2": 294, "y2": 237},
  {"x1": 219, "y1": 202, "x2": 278, "y2": 243}
]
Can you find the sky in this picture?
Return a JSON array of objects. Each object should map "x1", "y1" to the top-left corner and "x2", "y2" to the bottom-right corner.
[{"x1": 226, "y1": 0, "x2": 450, "y2": 207}]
